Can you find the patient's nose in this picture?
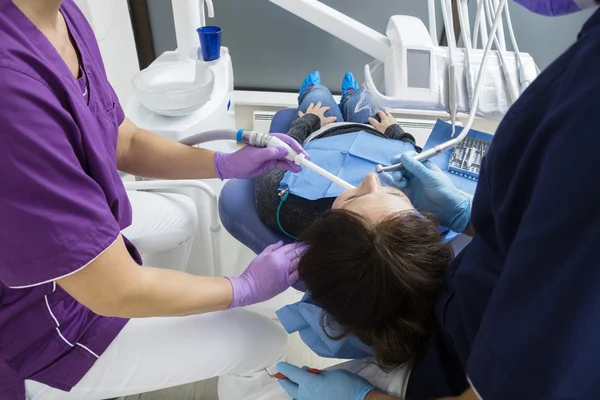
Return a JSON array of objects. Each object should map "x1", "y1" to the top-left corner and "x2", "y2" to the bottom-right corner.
[{"x1": 359, "y1": 173, "x2": 383, "y2": 193}]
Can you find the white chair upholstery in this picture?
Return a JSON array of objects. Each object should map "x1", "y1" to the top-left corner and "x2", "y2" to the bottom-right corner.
[
  {"x1": 123, "y1": 190, "x2": 198, "y2": 271},
  {"x1": 122, "y1": 180, "x2": 223, "y2": 275}
]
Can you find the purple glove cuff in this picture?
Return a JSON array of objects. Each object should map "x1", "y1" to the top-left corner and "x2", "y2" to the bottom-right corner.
[
  {"x1": 214, "y1": 152, "x2": 227, "y2": 180},
  {"x1": 225, "y1": 276, "x2": 250, "y2": 309}
]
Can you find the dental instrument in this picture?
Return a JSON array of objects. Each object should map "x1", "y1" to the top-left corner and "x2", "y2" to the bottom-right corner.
[
  {"x1": 376, "y1": 0, "x2": 509, "y2": 174},
  {"x1": 504, "y1": 4, "x2": 531, "y2": 92},
  {"x1": 473, "y1": 0, "x2": 489, "y2": 49},
  {"x1": 180, "y1": 129, "x2": 355, "y2": 190},
  {"x1": 491, "y1": 0, "x2": 508, "y2": 51},
  {"x1": 428, "y1": 0, "x2": 439, "y2": 46},
  {"x1": 447, "y1": 137, "x2": 490, "y2": 179},
  {"x1": 457, "y1": 0, "x2": 475, "y2": 100},
  {"x1": 440, "y1": 0, "x2": 458, "y2": 136},
  {"x1": 484, "y1": 0, "x2": 519, "y2": 103}
]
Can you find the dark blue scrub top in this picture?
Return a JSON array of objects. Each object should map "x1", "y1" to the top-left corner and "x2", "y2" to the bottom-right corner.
[{"x1": 406, "y1": 9, "x2": 600, "y2": 400}]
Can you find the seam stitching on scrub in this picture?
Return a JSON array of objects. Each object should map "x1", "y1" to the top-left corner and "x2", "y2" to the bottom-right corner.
[
  {"x1": 76, "y1": 343, "x2": 100, "y2": 358},
  {"x1": 45, "y1": 293, "x2": 100, "y2": 358},
  {"x1": 8, "y1": 236, "x2": 119, "y2": 289},
  {"x1": 44, "y1": 294, "x2": 74, "y2": 347}
]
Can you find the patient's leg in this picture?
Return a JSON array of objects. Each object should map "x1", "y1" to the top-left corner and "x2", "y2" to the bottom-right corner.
[
  {"x1": 340, "y1": 72, "x2": 384, "y2": 123},
  {"x1": 341, "y1": 89, "x2": 385, "y2": 124},
  {"x1": 298, "y1": 85, "x2": 344, "y2": 125}
]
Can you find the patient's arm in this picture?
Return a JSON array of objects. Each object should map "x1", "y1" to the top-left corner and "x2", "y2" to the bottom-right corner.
[
  {"x1": 287, "y1": 114, "x2": 322, "y2": 144},
  {"x1": 369, "y1": 111, "x2": 421, "y2": 151}
]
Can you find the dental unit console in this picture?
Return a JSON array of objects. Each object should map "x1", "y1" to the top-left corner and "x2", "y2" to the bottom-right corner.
[{"x1": 268, "y1": 0, "x2": 538, "y2": 175}]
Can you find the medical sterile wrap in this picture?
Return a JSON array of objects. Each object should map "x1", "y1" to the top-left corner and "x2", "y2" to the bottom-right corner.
[
  {"x1": 279, "y1": 131, "x2": 415, "y2": 200},
  {"x1": 276, "y1": 292, "x2": 374, "y2": 360}
]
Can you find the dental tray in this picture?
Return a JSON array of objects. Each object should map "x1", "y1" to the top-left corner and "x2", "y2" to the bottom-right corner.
[
  {"x1": 423, "y1": 120, "x2": 494, "y2": 195},
  {"x1": 447, "y1": 137, "x2": 491, "y2": 180}
]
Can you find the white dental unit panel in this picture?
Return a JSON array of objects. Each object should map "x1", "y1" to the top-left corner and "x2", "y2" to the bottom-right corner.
[{"x1": 74, "y1": 0, "x2": 140, "y2": 104}]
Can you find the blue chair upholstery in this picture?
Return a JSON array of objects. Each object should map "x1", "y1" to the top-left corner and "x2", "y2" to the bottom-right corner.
[{"x1": 219, "y1": 108, "x2": 298, "y2": 254}]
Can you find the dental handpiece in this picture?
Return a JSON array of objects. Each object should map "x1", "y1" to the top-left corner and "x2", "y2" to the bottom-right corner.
[
  {"x1": 237, "y1": 130, "x2": 355, "y2": 190},
  {"x1": 375, "y1": 139, "x2": 459, "y2": 174}
]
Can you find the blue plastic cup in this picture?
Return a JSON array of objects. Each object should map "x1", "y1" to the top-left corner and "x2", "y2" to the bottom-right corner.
[{"x1": 197, "y1": 26, "x2": 222, "y2": 62}]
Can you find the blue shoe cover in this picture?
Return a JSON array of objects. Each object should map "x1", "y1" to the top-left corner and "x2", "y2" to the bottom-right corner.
[
  {"x1": 341, "y1": 72, "x2": 359, "y2": 97},
  {"x1": 299, "y1": 71, "x2": 321, "y2": 95}
]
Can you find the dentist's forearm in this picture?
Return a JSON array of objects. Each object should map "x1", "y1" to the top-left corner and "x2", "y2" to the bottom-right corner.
[
  {"x1": 117, "y1": 117, "x2": 219, "y2": 179},
  {"x1": 115, "y1": 267, "x2": 234, "y2": 318},
  {"x1": 58, "y1": 235, "x2": 234, "y2": 318}
]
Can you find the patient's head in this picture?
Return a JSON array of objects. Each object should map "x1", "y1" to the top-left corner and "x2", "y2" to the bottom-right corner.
[
  {"x1": 298, "y1": 201, "x2": 453, "y2": 369},
  {"x1": 332, "y1": 173, "x2": 413, "y2": 222}
]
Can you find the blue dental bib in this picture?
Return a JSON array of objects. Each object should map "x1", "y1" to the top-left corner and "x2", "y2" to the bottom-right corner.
[{"x1": 279, "y1": 131, "x2": 415, "y2": 200}]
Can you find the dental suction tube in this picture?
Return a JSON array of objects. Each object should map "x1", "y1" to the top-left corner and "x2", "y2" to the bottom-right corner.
[
  {"x1": 376, "y1": 0, "x2": 508, "y2": 174},
  {"x1": 180, "y1": 129, "x2": 355, "y2": 190}
]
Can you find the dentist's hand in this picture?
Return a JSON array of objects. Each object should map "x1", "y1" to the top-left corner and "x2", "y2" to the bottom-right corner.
[
  {"x1": 226, "y1": 242, "x2": 308, "y2": 308},
  {"x1": 214, "y1": 134, "x2": 308, "y2": 180},
  {"x1": 277, "y1": 362, "x2": 377, "y2": 400},
  {"x1": 380, "y1": 151, "x2": 471, "y2": 233}
]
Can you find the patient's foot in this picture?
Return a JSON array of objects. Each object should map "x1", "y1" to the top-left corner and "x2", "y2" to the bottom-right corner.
[
  {"x1": 300, "y1": 70, "x2": 321, "y2": 95},
  {"x1": 342, "y1": 72, "x2": 359, "y2": 97}
]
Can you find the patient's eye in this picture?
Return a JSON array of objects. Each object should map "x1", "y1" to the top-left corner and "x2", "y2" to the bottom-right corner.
[{"x1": 344, "y1": 195, "x2": 358, "y2": 202}]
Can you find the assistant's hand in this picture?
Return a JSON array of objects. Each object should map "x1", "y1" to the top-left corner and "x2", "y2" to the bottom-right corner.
[
  {"x1": 214, "y1": 134, "x2": 308, "y2": 180},
  {"x1": 380, "y1": 151, "x2": 471, "y2": 233},
  {"x1": 226, "y1": 242, "x2": 308, "y2": 308},
  {"x1": 368, "y1": 110, "x2": 397, "y2": 134},
  {"x1": 277, "y1": 362, "x2": 376, "y2": 400},
  {"x1": 299, "y1": 102, "x2": 338, "y2": 127}
]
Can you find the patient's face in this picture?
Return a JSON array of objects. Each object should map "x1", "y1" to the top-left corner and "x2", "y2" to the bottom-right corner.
[{"x1": 332, "y1": 173, "x2": 413, "y2": 222}]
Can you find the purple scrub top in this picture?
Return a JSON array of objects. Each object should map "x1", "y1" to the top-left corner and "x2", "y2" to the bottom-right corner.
[{"x1": 0, "y1": 0, "x2": 142, "y2": 398}]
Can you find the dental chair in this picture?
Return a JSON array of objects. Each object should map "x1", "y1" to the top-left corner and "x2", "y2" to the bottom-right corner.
[
  {"x1": 219, "y1": 108, "x2": 296, "y2": 255},
  {"x1": 219, "y1": 108, "x2": 474, "y2": 258},
  {"x1": 123, "y1": 180, "x2": 222, "y2": 275}
]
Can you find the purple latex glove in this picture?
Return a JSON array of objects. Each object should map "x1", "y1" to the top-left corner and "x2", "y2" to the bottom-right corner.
[
  {"x1": 226, "y1": 241, "x2": 308, "y2": 308},
  {"x1": 214, "y1": 133, "x2": 309, "y2": 180}
]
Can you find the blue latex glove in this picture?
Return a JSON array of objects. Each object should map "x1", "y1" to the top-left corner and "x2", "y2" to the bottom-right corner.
[
  {"x1": 380, "y1": 151, "x2": 471, "y2": 233},
  {"x1": 214, "y1": 134, "x2": 309, "y2": 180},
  {"x1": 276, "y1": 362, "x2": 376, "y2": 400}
]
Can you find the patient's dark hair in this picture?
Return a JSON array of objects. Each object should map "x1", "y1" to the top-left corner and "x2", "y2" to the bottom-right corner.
[{"x1": 298, "y1": 209, "x2": 453, "y2": 369}]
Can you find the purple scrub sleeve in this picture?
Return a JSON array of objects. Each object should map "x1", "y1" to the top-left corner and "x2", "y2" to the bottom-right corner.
[{"x1": 0, "y1": 70, "x2": 122, "y2": 288}]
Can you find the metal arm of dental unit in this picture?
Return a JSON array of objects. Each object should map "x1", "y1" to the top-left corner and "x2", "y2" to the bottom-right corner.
[
  {"x1": 267, "y1": 0, "x2": 538, "y2": 120},
  {"x1": 179, "y1": 129, "x2": 355, "y2": 191},
  {"x1": 376, "y1": 0, "x2": 510, "y2": 174}
]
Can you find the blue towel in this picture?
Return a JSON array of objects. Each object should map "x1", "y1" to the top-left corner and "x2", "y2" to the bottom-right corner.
[
  {"x1": 279, "y1": 131, "x2": 416, "y2": 200},
  {"x1": 423, "y1": 120, "x2": 494, "y2": 195},
  {"x1": 276, "y1": 292, "x2": 374, "y2": 360}
]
